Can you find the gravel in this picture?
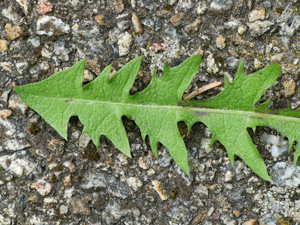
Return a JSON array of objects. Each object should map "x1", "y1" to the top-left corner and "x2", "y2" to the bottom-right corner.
[{"x1": 1, "y1": 0, "x2": 300, "y2": 224}]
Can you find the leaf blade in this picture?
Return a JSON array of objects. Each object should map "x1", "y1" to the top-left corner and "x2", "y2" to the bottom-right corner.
[{"x1": 16, "y1": 55, "x2": 300, "y2": 182}]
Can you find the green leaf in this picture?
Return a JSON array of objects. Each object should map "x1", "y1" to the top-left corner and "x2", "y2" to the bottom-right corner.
[{"x1": 16, "y1": 55, "x2": 300, "y2": 182}]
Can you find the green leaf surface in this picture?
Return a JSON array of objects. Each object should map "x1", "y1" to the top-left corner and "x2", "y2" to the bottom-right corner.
[{"x1": 15, "y1": 55, "x2": 300, "y2": 181}]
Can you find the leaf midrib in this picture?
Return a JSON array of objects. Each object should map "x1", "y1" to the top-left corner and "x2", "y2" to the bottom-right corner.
[{"x1": 30, "y1": 94, "x2": 300, "y2": 124}]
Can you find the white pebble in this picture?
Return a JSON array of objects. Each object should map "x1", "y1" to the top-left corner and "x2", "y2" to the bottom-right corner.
[
  {"x1": 31, "y1": 179, "x2": 52, "y2": 196},
  {"x1": 60, "y1": 205, "x2": 68, "y2": 214},
  {"x1": 248, "y1": 8, "x2": 265, "y2": 22},
  {"x1": 41, "y1": 47, "x2": 52, "y2": 58},
  {"x1": 225, "y1": 170, "x2": 233, "y2": 182},
  {"x1": 138, "y1": 157, "x2": 149, "y2": 169},
  {"x1": 216, "y1": 35, "x2": 226, "y2": 49},
  {"x1": 206, "y1": 54, "x2": 219, "y2": 75},
  {"x1": 83, "y1": 69, "x2": 94, "y2": 82},
  {"x1": 238, "y1": 25, "x2": 247, "y2": 34},
  {"x1": 126, "y1": 177, "x2": 143, "y2": 191},
  {"x1": 44, "y1": 197, "x2": 57, "y2": 204},
  {"x1": 147, "y1": 168, "x2": 156, "y2": 176},
  {"x1": 118, "y1": 32, "x2": 132, "y2": 56}
]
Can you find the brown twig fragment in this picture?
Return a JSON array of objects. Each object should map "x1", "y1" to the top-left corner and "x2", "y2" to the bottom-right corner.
[{"x1": 183, "y1": 81, "x2": 222, "y2": 101}]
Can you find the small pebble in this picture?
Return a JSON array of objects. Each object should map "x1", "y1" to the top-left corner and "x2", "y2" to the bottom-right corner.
[
  {"x1": 224, "y1": 20, "x2": 239, "y2": 29},
  {"x1": 3, "y1": 139, "x2": 31, "y2": 151},
  {"x1": 36, "y1": 16, "x2": 70, "y2": 36},
  {"x1": 152, "y1": 180, "x2": 168, "y2": 200},
  {"x1": 147, "y1": 168, "x2": 156, "y2": 176},
  {"x1": 282, "y1": 79, "x2": 296, "y2": 97},
  {"x1": 271, "y1": 53, "x2": 284, "y2": 62},
  {"x1": 156, "y1": 10, "x2": 171, "y2": 18},
  {"x1": 0, "y1": 39, "x2": 8, "y2": 54},
  {"x1": 113, "y1": 0, "x2": 124, "y2": 13},
  {"x1": 16, "y1": 0, "x2": 29, "y2": 14},
  {"x1": 0, "y1": 109, "x2": 12, "y2": 118},
  {"x1": 243, "y1": 219, "x2": 257, "y2": 225},
  {"x1": 48, "y1": 163, "x2": 58, "y2": 170},
  {"x1": 102, "y1": 202, "x2": 130, "y2": 224},
  {"x1": 207, "y1": 207, "x2": 214, "y2": 216},
  {"x1": 151, "y1": 43, "x2": 166, "y2": 51},
  {"x1": 132, "y1": 207, "x2": 140, "y2": 217},
  {"x1": 233, "y1": 210, "x2": 240, "y2": 217},
  {"x1": 247, "y1": 0, "x2": 252, "y2": 9},
  {"x1": 209, "y1": 211, "x2": 220, "y2": 220},
  {"x1": 16, "y1": 195, "x2": 27, "y2": 211},
  {"x1": 279, "y1": 22, "x2": 295, "y2": 37},
  {"x1": 31, "y1": 179, "x2": 52, "y2": 196},
  {"x1": 78, "y1": 133, "x2": 92, "y2": 148},
  {"x1": 41, "y1": 47, "x2": 52, "y2": 58},
  {"x1": 53, "y1": 41, "x2": 70, "y2": 61},
  {"x1": 86, "y1": 59, "x2": 102, "y2": 75},
  {"x1": 70, "y1": 199, "x2": 90, "y2": 215},
  {"x1": 196, "y1": 2, "x2": 207, "y2": 15},
  {"x1": 44, "y1": 197, "x2": 57, "y2": 204},
  {"x1": 158, "y1": 149, "x2": 172, "y2": 167},
  {"x1": 184, "y1": 19, "x2": 201, "y2": 33},
  {"x1": 216, "y1": 35, "x2": 226, "y2": 49},
  {"x1": 170, "y1": 13, "x2": 185, "y2": 27},
  {"x1": 132, "y1": 13, "x2": 143, "y2": 33},
  {"x1": 63, "y1": 175, "x2": 72, "y2": 187},
  {"x1": 167, "y1": 203, "x2": 193, "y2": 224},
  {"x1": 210, "y1": 0, "x2": 233, "y2": 11},
  {"x1": 126, "y1": 177, "x2": 143, "y2": 191},
  {"x1": 226, "y1": 57, "x2": 242, "y2": 68},
  {"x1": 16, "y1": 62, "x2": 29, "y2": 75},
  {"x1": 293, "y1": 213, "x2": 300, "y2": 223},
  {"x1": 117, "y1": 153, "x2": 128, "y2": 165},
  {"x1": 276, "y1": 3, "x2": 294, "y2": 24},
  {"x1": 248, "y1": 8, "x2": 265, "y2": 22},
  {"x1": 0, "y1": 62, "x2": 13, "y2": 73},
  {"x1": 224, "y1": 170, "x2": 233, "y2": 182},
  {"x1": 71, "y1": 0, "x2": 80, "y2": 6},
  {"x1": 2, "y1": 5, "x2": 20, "y2": 22},
  {"x1": 37, "y1": 0, "x2": 53, "y2": 15},
  {"x1": 195, "y1": 184, "x2": 209, "y2": 196},
  {"x1": 81, "y1": 171, "x2": 131, "y2": 199},
  {"x1": 138, "y1": 157, "x2": 149, "y2": 169},
  {"x1": 248, "y1": 21, "x2": 274, "y2": 36},
  {"x1": 28, "y1": 195, "x2": 38, "y2": 203},
  {"x1": 193, "y1": 211, "x2": 206, "y2": 223},
  {"x1": 28, "y1": 37, "x2": 40, "y2": 47},
  {"x1": 118, "y1": 32, "x2": 132, "y2": 56},
  {"x1": 94, "y1": 14, "x2": 105, "y2": 25},
  {"x1": 238, "y1": 25, "x2": 247, "y2": 34},
  {"x1": 234, "y1": 161, "x2": 246, "y2": 180},
  {"x1": 206, "y1": 54, "x2": 219, "y2": 74},
  {"x1": 60, "y1": 205, "x2": 68, "y2": 214},
  {"x1": 48, "y1": 138, "x2": 65, "y2": 157},
  {"x1": 192, "y1": 46, "x2": 204, "y2": 56},
  {"x1": 5, "y1": 24, "x2": 22, "y2": 40},
  {"x1": 83, "y1": 69, "x2": 94, "y2": 82}
]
